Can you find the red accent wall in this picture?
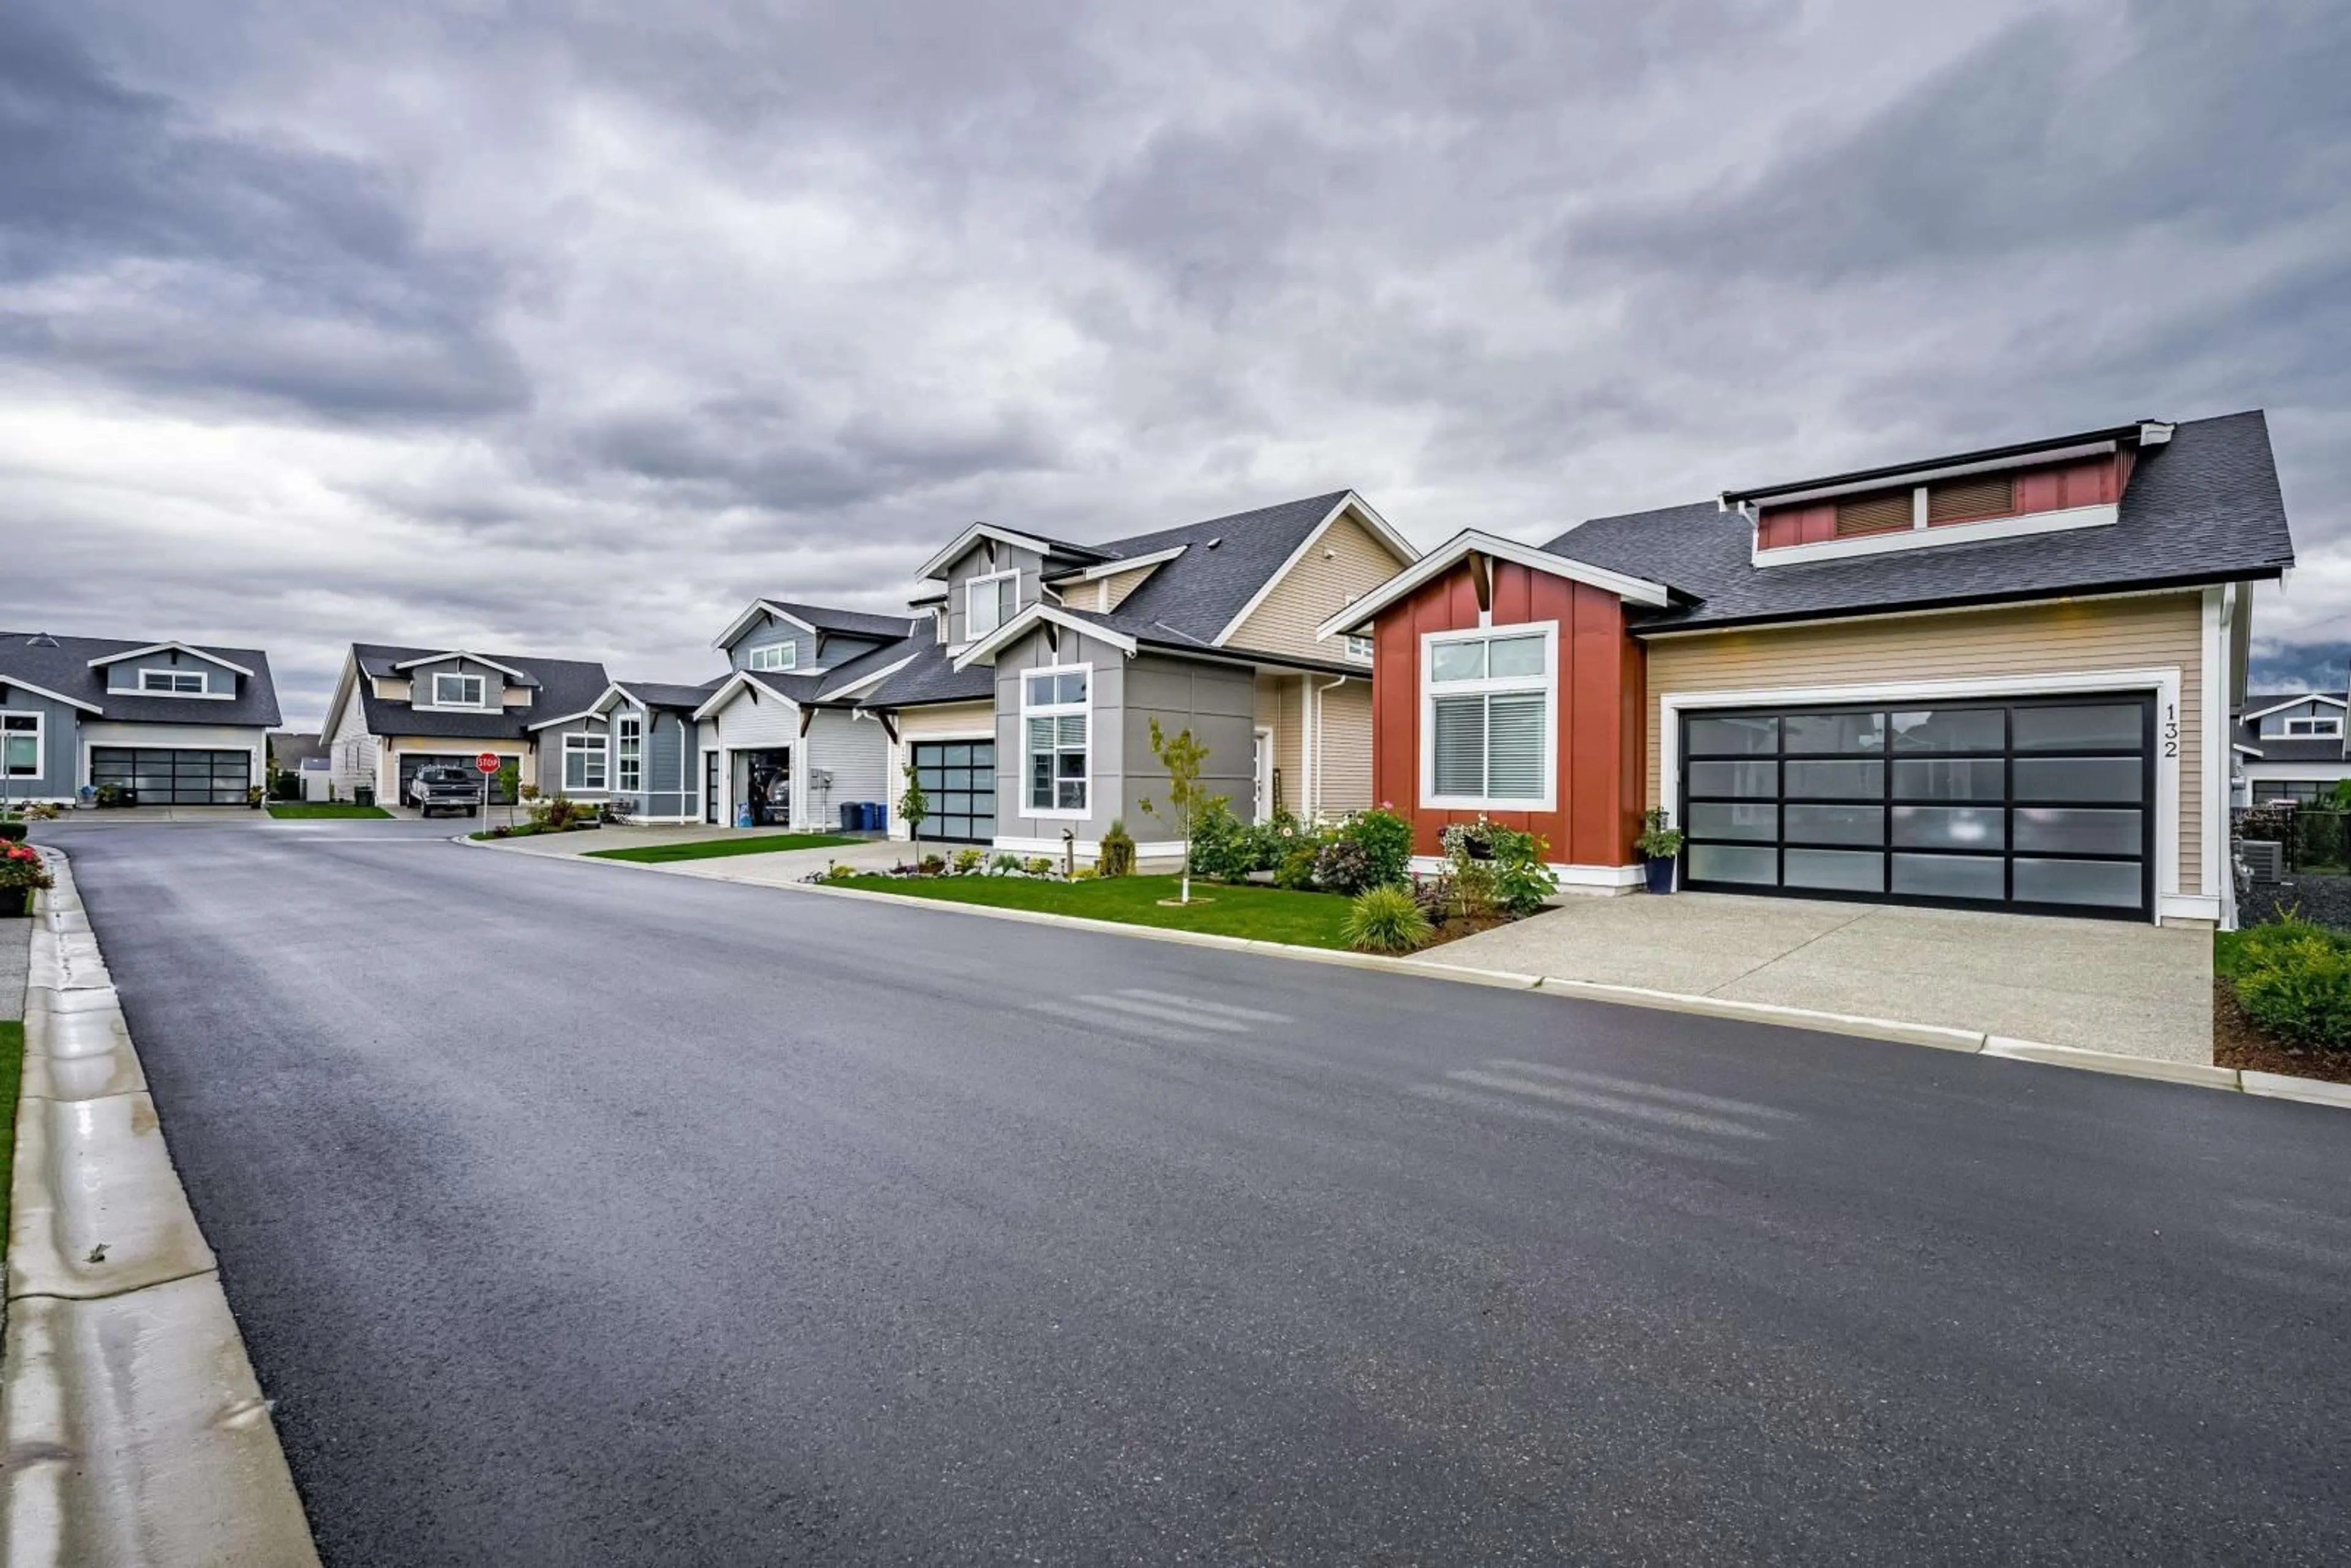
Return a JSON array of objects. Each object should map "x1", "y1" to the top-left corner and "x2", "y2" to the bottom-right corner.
[
  {"x1": 1753, "y1": 453, "x2": 2124, "y2": 549},
  {"x1": 1370, "y1": 561, "x2": 1644, "y2": 869}
]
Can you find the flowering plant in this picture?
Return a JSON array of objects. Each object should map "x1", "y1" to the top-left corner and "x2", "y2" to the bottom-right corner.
[{"x1": 0, "y1": 842, "x2": 54, "y2": 892}]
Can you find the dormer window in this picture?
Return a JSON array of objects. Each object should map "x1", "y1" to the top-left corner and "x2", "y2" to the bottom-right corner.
[
  {"x1": 433, "y1": 673, "x2": 487, "y2": 708},
  {"x1": 967, "y1": 570, "x2": 1019, "y2": 639},
  {"x1": 748, "y1": 642, "x2": 797, "y2": 672},
  {"x1": 2285, "y1": 718, "x2": 2342, "y2": 738},
  {"x1": 139, "y1": 669, "x2": 206, "y2": 694}
]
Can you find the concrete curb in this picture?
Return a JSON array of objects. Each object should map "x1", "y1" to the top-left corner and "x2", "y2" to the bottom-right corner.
[
  {"x1": 3, "y1": 850, "x2": 321, "y2": 1567},
  {"x1": 470, "y1": 835, "x2": 2351, "y2": 1110}
]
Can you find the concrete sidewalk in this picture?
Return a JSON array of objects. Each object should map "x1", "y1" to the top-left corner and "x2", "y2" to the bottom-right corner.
[
  {"x1": 478, "y1": 826, "x2": 905, "y2": 885},
  {"x1": 1425, "y1": 891, "x2": 2214, "y2": 1063}
]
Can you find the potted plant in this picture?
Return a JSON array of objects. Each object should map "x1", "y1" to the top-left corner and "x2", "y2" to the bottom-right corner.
[
  {"x1": 247, "y1": 784, "x2": 264, "y2": 809},
  {"x1": 1635, "y1": 808, "x2": 1684, "y2": 895},
  {"x1": 0, "y1": 841, "x2": 53, "y2": 918}
]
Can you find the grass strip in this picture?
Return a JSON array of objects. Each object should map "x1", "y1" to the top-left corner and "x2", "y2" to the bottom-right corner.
[
  {"x1": 266, "y1": 803, "x2": 392, "y2": 819},
  {"x1": 0, "y1": 1020, "x2": 20, "y2": 1251},
  {"x1": 830, "y1": 872, "x2": 1355, "y2": 948},
  {"x1": 585, "y1": 833, "x2": 863, "y2": 864}
]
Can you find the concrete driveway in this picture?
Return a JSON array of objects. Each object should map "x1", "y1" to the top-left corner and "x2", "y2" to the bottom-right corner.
[{"x1": 1429, "y1": 892, "x2": 2214, "y2": 1063}]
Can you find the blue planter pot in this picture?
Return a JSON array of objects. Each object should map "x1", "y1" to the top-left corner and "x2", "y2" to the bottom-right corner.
[{"x1": 1643, "y1": 855, "x2": 1676, "y2": 895}]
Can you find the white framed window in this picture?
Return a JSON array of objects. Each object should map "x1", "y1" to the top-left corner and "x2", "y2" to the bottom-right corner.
[
  {"x1": 1420, "y1": 623, "x2": 1556, "y2": 811},
  {"x1": 562, "y1": 731, "x2": 608, "y2": 792},
  {"x1": 966, "y1": 569, "x2": 1020, "y2": 640},
  {"x1": 2285, "y1": 717, "x2": 2342, "y2": 738},
  {"x1": 1344, "y1": 634, "x2": 1374, "y2": 664},
  {"x1": 614, "y1": 714, "x2": 642, "y2": 793},
  {"x1": 138, "y1": 669, "x2": 206, "y2": 694},
  {"x1": 2, "y1": 712, "x2": 40, "y2": 779},
  {"x1": 748, "y1": 642, "x2": 798, "y2": 672},
  {"x1": 432, "y1": 672, "x2": 487, "y2": 708},
  {"x1": 1021, "y1": 663, "x2": 1090, "y2": 816}
]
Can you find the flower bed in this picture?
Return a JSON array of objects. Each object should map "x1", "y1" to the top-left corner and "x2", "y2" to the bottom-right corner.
[{"x1": 2213, "y1": 917, "x2": 2351, "y2": 1086}]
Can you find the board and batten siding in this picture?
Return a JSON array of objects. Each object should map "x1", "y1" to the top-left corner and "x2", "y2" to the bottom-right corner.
[
  {"x1": 0, "y1": 689, "x2": 82, "y2": 798},
  {"x1": 1226, "y1": 509, "x2": 1413, "y2": 664},
  {"x1": 1641, "y1": 592, "x2": 2206, "y2": 896}
]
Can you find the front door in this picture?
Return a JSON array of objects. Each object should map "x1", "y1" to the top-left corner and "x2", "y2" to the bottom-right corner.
[{"x1": 1253, "y1": 727, "x2": 1274, "y2": 823}]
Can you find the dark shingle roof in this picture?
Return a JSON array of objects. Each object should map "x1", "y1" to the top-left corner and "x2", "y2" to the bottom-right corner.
[
  {"x1": 850, "y1": 636, "x2": 994, "y2": 708},
  {"x1": 1078, "y1": 491, "x2": 1355, "y2": 648},
  {"x1": 2234, "y1": 691, "x2": 2348, "y2": 762},
  {"x1": 762, "y1": 601, "x2": 922, "y2": 641},
  {"x1": 1544, "y1": 411, "x2": 2294, "y2": 634},
  {"x1": 612, "y1": 680, "x2": 718, "y2": 711},
  {"x1": 0, "y1": 630, "x2": 282, "y2": 726},
  {"x1": 351, "y1": 643, "x2": 610, "y2": 738}
]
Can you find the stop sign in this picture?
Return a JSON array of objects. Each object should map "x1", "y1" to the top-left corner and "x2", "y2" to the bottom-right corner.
[{"x1": 476, "y1": 752, "x2": 500, "y2": 775}]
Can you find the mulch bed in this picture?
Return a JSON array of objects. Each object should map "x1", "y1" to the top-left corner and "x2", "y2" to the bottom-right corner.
[
  {"x1": 1418, "y1": 913, "x2": 1518, "y2": 951},
  {"x1": 2213, "y1": 977, "x2": 2351, "y2": 1086}
]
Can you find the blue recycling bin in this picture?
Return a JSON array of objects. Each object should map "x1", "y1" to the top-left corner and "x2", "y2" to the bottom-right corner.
[{"x1": 868, "y1": 802, "x2": 887, "y2": 833}]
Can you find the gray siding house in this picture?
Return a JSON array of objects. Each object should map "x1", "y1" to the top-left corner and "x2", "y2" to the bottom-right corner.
[
  {"x1": 2235, "y1": 691, "x2": 2349, "y2": 806},
  {"x1": 0, "y1": 630, "x2": 281, "y2": 806}
]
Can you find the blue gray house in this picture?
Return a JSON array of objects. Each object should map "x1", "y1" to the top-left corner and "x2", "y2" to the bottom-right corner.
[{"x1": 0, "y1": 629, "x2": 281, "y2": 806}]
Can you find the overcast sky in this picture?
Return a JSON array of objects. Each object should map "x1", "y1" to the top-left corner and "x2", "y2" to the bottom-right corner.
[{"x1": 4, "y1": 0, "x2": 2347, "y2": 726}]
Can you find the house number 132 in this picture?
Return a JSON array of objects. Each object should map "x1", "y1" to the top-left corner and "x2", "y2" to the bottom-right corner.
[{"x1": 2162, "y1": 703, "x2": 2178, "y2": 757}]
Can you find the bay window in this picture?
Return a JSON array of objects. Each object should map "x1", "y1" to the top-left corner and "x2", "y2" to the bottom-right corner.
[
  {"x1": 563, "y1": 731, "x2": 608, "y2": 792},
  {"x1": 1022, "y1": 665, "x2": 1089, "y2": 814},
  {"x1": 1422, "y1": 625, "x2": 1556, "y2": 809}
]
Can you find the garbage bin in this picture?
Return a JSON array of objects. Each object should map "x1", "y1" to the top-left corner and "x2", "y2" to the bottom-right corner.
[
  {"x1": 840, "y1": 802, "x2": 861, "y2": 834},
  {"x1": 868, "y1": 802, "x2": 887, "y2": 833},
  {"x1": 353, "y1": 784, "x2": 375, "y2": 808}
]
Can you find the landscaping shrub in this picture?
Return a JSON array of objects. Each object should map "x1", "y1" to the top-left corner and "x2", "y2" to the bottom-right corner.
[
  {"x1": 1188, "y1": 801, "x2": 1254, "y2": 882},
  {"x1": 1345, "y1": 885, "x2": 1433, "y2": 955},
  {"x1": 1452, "y1": 861, "x2": 1500, "y2": 921},
  {"x1": 1097, "y1": 820, "x2": 1137, "y2": 878},
  {"x1": 1311, "y1": 836, "x2": 1378, "y2": 896},
  {"x1": 0, "y1": 842, "x2": 53, "y2": 911},
  {"x1": 1441, "y1": 816, "x2": 1555, "y2": 915},
  {"x1": 989, "y1": 853, "x2": 1022, "y2": 874},
  {"x1": 1023, "y1": 857, "x2": 1057, "y2": 877},
  {"x1": 2233, "y1": 917, "x2": 2351, "y2": 1049},
  {"x1": 953, "y1": 847, "x2": 983, "y2": 874},
  {"x1": 920, "y1": 853, "x2": 947, "y2": 875},
  {"x1": 1411, "y1": 871, "x2": 1457, "y2": 925},
  {"x1": 1340, "y1": 806, "x2": 1413, "y2": 890},
  {"x1": 0, "y1": 822, "x2": 24, "y2": 844},
  {"x1": 1274, "y1": 843, "x2": 1321, "y2": 891}
]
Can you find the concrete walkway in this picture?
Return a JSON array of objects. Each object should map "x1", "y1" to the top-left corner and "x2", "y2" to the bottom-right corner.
[{"x1": 1427, "y1": 892, "x2": 2214, "y2": 1063}]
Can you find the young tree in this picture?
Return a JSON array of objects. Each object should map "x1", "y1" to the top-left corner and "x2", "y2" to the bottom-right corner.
[
  {"x1": 898, "y1": 759, "x2": 930, "y2": 853},
  {"x1": 1136, "y1": 719, "x2": 1224, "y2": 904}
]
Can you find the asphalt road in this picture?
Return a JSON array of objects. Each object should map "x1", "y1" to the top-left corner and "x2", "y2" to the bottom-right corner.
[{"x1": 38, "y1": 817, "x2": 2351, "y2": 1566}]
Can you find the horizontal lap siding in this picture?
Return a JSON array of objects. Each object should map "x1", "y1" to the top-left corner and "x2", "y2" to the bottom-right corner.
[
  {"x1": 1228, "y1": 511, "x2": 1413, "y2": 664},
  {"x1": 1643, "y1": 593, "x2": 2203, "y2": 894},
  {"x1": 1315, "y1": 679, "x2": 1373, "y2": 817}
]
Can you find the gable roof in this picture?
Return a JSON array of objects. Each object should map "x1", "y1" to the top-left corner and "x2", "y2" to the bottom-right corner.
[
  {"x1": 915, "y1": 523, "x2": 1113, "y2": 583},
  {"x1": 849, "y1": 635, "x2": 995, "y2": 710},
  {"x1": 711, "y1": 599, "x2": 920, "y2": 651},
  {"x1": 349, "y1": 642, "x2": 609, "y2": 739},
  {"x1": 1070, "y1": 490, "x2": 1369, "y2": 648},
  {"x1": 1316, "y1": 529, "x2": 1673, "y2": 638},
  {"x1": 2241, "y1": 692, "x2": 2348, "y2": 723},
  {"x1": 1545, "y1": 411, "x2": 2293, "y2": 635},
  {"x1": 2233, "y1": 690, "x2": 2349, "y2": 763},
  {"x1": 0, "y1": 629, "x2": 280, "y2": 726}
]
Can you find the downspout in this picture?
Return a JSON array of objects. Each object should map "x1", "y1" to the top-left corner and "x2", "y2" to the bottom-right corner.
[{"x1": 1311, "y1": 672, "x2": 1348, "y2": 823}]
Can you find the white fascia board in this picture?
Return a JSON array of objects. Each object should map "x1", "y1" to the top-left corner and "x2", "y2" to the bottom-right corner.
[
  {"x1": 691, "y1": 670, "x2": 798, "y2": 721},
  {"x1": 1732, "y1": 440, "x2": 2119, "y2": 510},
  {"x1": 2240, "y1": 692, "x2": 2349, "y2": 722},
  {"x1": 822, "y1": 651, "x2": 920, "y2": 702},
  {"x1": 85, "y1": 641, "x2": 257, "y2": 677},
  {"x1": 1050, "y1": 544, "x2": 1190, "y2": 583},
  {"x1": 2232, "y1": 743, "x2": 2263, "y2": 757},
  {"x1": 525, "y1": 707, "x2": 609, "y2": 732},
  {"x1": 1752, "y1": 503, "x2": 2118, "y2": 569},
  {"x1": 951, "y1": 606, "x2": 1138, "y2": 670},
  {"x1": 915, "y1": 523, "x2": 1066, "y2": 583},
  {"x1": 1314, "y1": 529, "x2": 1671, "y2": 640},
  {"x1": 0, "y1": 673, "x2": 103, "y2": 714},
  {"x1": 1212, "y1": 492, "x2": 1423, "y2": 648},
  {"x1": 389, "y1": 649, "x2": 536, "y2": 683},
  {"x1": 709, "y1": 599, "x2": 822, "y2": 651}
]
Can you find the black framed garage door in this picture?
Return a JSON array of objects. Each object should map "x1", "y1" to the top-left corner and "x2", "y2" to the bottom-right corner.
[
  {"x1": 90, "y1": 747, "x2": 251, "y2": 806},
  {"x1": 911, "y1": 740, "x2": 995, "y2": 843},
  {"x1": 1678, "y1": 693, "x2": 2155, "y2": 920},
  {"x1": 399, "y1": 753, "x2": 519, "y2": 805}
]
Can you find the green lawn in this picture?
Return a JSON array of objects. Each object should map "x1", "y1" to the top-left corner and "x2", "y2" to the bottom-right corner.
[
  {"x1": 0, "y1": 1020, "x2": 21, "y2": 1251},
  {"x1": 267, "y1": 803, "x2": 391, "y2": 820},
  {"x1": 2214, "y1": 929, "x2": 2246, "y2": 978},
  {"x1": 585, "y1": 833, "x2": 861, "y2": 865},
  {"x1": 830, "y1": 872, "x2": 1356, "y2": 948}
]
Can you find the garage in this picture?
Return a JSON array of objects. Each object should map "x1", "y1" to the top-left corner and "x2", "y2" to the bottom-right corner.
[
  {"x1": 1678, "y1": 694, "x2": 2154, "y2": 920},
  {"x1": 910, "y1": 740, "x2": 995, "y2": 843},
  {"x1": 89, "y1": 746, "x2": 252, "y2": 806},
  {"x1": 399, "y1": 752, "x2": 520, "y2": 805}
]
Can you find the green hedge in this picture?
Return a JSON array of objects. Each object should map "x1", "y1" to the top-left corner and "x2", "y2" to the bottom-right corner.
[{"x1": 2232, "y1": 916, "x2": 2351, "y2": 1051}]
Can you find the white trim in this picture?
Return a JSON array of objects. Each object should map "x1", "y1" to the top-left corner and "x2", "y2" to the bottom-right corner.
[
  {"x1": 612, "y1": 711, "x2": 643, "y2": 795},
  {"x1": 133, "y1": 667, "x2": 228, "y2": 697},
  {"x1": 429, "y1": 671, "x2": 490, "y2": 710},
  {"x1": 1317, "y1": 529, "x2": 1671, "y2": 639},
  {"x1": 1657, "y1": 667, "x2": 2184, "y2": 925},
  {"x1": 2282, "y1": 718, "x2": 2344, "y2": 737},
  {"x1": 86, "y1": 641, "x2": 255, "y2": 677},
  {"x1": 1253, "y1": 724, "x2": 1275, "y2": 825},
  {"x1": 746, "y1": 640, "x2": 800, "y2": 673},
  {"x1": 1753, "y1": 503, "x2": 2118, "y2": 568},
  {"x1": 709, "y1": 599, "x2": 822, "y2": 651},
  {"x1": 560, "y1": 730, "x2": 610, "y2": 793},
  {"x1": 1419, "y1": 622, "x2": 1559, "y2": 814},
  {"x1": 0, "y1": 675, "x2": 102, "y2": 715},
  {"x1": 2241, "y1": 692, "x2": 2349, "y2": 723},
  {"x1": 2160, "y1": 893, "x2": 2222, "y2": 923},
  {"x1": 526, "y1": 706, "x2": 608, "y2": 732},
  {"x1": 1734, "y1": 440, "x2": 2120, "y2": 510},
  {"x1": 963, "y1": 568, "x2": 1022, "y2": 643},
  {"x1": 389, "y1": 650, "x2": 534, "y2": 683},
  {"x1": 953, "y1": 604, "x2": 1138, "y2": 669},
  {"x1": 2201, "y1": 585, "x2": 2228, "y2": 923},
  {"x1": 1053, "y1": 544, "x2": 1190, "y2": 584},
  {"x1": 1018, "y1": 661, "x2": 1092, "y2": 820},
  {"x1": 2232, "y1": 742, "x2": 2265, "y2": 757},
  {"x1": 1, "y1": 710, "x2": 45, "y2": 782},
  {"x1": 691, "y1": 669, "x2": 801, "y2": 722},
  {"x1": 1213, "y1": 493, "x2": 1420, "y2": 647},
  {"x1": 915, "y1": 523, "x2": 1069, "y2": 583}
]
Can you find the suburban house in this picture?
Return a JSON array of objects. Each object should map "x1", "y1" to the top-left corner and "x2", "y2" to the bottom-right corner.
[
  {"x1": 841, "y1": 491, "x2": 1418, "y2": 859},
  {"x1": 2235, "y1": 691, "x2": 2347, "y2": 806},
  {"x1": 322, "y1": 644, "x2": 613, "y2": 807},
  {"x1": 1325, "y1": 411, "x2": 2295, "y2": 926},
  {"x1": 0, "y1": 629, "x2": 282, "y2": 805}
]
